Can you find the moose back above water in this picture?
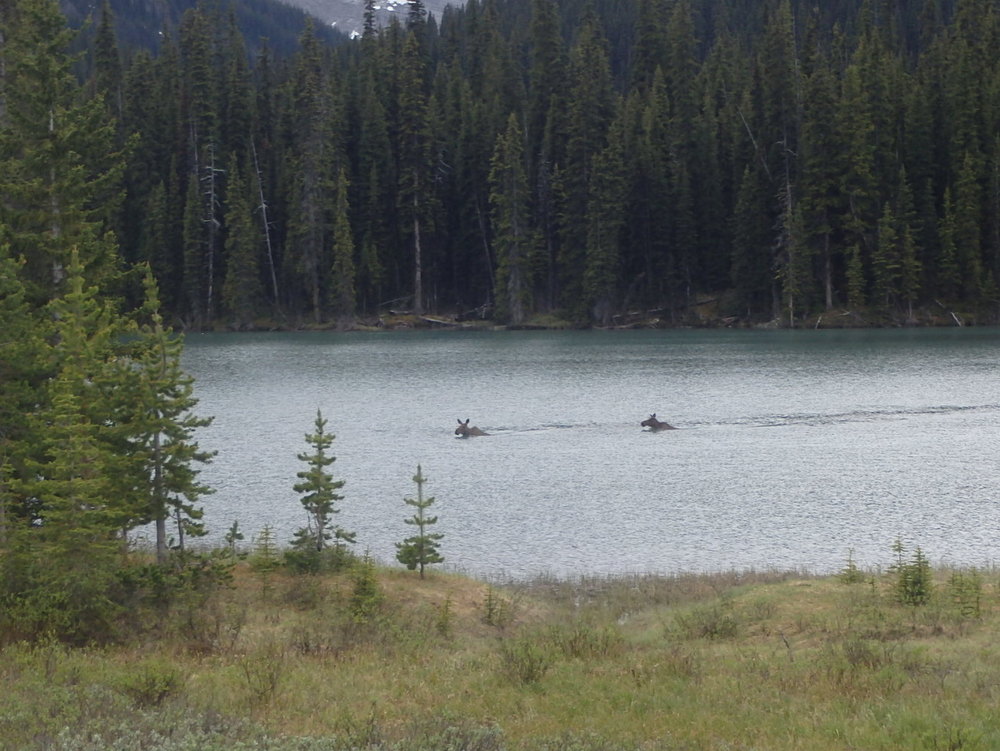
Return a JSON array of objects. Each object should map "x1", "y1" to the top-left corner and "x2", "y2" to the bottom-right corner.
[
  {"x1": 455, "y1": 418, "x2": 489, "y2": 437},
  {"x1": 641, "y1": 413, "x2": 676, "y2": 431}
]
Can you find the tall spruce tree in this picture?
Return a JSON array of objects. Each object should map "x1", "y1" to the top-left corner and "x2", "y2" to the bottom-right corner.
[
  {"x1": 584, "y1": 108, "x2": 627, "y2": 326},
  {"x1": 395, "y1": 465, "x2": 443, "y2": 578},
  {"x1": 489, "y1": 113, "x2": 532, "y2": 325},
  {"x1": 3, "y1": 249, "x2": 133, "y2": 642},
  {"x1": 397, "y1": 31, "x2": 433, "y2": 315},
  {"x1": 559, "y1": 12, "x2": 615, "y2": 320},
  {"x1": 0, "y1": 248, "x2": 46, "y2": 550},
  {"x1": 330, "y1": 167, "x2": 357, "y2": 327},
  {"x1": 222, "y1": 154, "x2": 264, "y2": 329},
  {"x1": 130, "y1": 269, "x2": 215, "y2": 562},
  {"x1": 283, "y1": 21, "x2": 339, "y2": 323},
  {"x1": 291, "y1": 410, "x2": 354, "y2": 557},
  {"x1": 0, "y1": 0, "x2": 124, "y2": 303}
]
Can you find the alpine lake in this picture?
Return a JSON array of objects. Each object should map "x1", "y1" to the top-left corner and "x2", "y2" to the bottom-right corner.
[{"x1": 173, "y1": 326, "x2": 1000, "y2": 579}]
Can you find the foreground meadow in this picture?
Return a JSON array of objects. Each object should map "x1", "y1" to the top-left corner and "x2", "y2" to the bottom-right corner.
[{"x1": 2, "y1": 554, "x2": 999, "y2": 751}]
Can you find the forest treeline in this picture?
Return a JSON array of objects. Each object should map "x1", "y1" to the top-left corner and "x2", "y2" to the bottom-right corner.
[{"x1": 7, "y1": 0, "x2": 1000, "y2": 329}]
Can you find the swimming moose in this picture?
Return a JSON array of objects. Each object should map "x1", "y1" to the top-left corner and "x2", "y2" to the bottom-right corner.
[
  {"x1": 641, "y1": 413, "x2": 677, "y2": 432},
  {"x1": 455, "y1": 419, "x2": 489, "y2": 437}
]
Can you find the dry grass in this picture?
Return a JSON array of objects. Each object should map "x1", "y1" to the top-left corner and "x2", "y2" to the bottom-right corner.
[{"x1": 4, "y1": 561, "x2": 1000, "y2": 750}]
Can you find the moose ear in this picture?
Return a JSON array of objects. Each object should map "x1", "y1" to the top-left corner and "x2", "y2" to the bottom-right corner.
[{"x1": 650, "y1": 413, "x2": 656, "y2": 419}]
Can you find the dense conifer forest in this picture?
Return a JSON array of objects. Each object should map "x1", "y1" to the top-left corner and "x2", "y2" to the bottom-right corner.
[{"x1": 6, "y1": 0, "x2": 1000, "y2": 330}]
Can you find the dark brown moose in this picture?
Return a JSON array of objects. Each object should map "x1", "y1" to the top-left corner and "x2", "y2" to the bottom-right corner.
[
  {"x1": 641, "y1": 413, "x2": 676, "y2": 431},
  {"x1": 455, "y1": 418, "x2": 489, "y2": 437}
]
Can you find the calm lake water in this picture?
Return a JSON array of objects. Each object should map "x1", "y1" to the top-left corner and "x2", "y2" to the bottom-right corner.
[{"x1": 175, "y1": 327, "x2": 1000, "y2": 579}]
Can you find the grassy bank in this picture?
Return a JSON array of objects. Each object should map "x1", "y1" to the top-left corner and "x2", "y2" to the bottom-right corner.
[{"x1": 2, "y1": 559, "x2": 999, "y2": 750}]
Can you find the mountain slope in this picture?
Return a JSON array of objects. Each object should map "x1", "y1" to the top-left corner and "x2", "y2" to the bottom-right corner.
[
  {"x1": 60, "y1": 0, "x2": 344, "y2": 56},
  {"x1": 277, "y1": 0, "x2": 458, "y2": 38}
]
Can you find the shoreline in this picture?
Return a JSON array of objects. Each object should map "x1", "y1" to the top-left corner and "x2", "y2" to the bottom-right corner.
[{"x1": 209, "y1": 303, "x2": 995, "y2": 334}]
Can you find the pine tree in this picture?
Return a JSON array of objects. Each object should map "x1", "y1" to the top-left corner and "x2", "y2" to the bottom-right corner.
[
  {"x1": 330, "y1": 167, "x2": 357, "y2": 327},
  {"x1": 731, "y1": 163, "x2": 776, "y2": 319},
  {"x1": 559, "y1": 13, "x2": 615, "y2": 320},
  {"x1": 584, "y1": 109, "x2": 627, "y2": 326},
  {"x1": 291, "y1": 410, "x2": 354, "y2": 557},
  {"x1": 630, "y1": 0, "x2": 666, "y2": 92},
  {"x1": 90, "y1": 0, "x2": 123, "y2": 119},
  {"x1": 799, "y1": 36, "x2": 843, "y2": 310},
  {"x1": 894, "y1": 167, "x2": 923, "y2": 318},
  {"x1": 397, "y1": 31, "x2": 433, "y2": 315},
  {"x1": 0, "y1": 0, "x2": 124, "y2": 302},
  {"x1": 489, "y1": 113, "x2": 532, "y2": 325},
  {"x1": 837, "y1": 63, "x2": 879, "y2": 297},
  {"x1": 937, "y1": 188, "x2": 962, "y2": 300},
  {"x1": 0, "y1": 248, "x2": 47, "y2": 551},
  {"x1": 953, "y1": 152, "x2": 984, "y2": 299},
  {"x1": 395, "y1": 465, "x2": 443, "y2": 578},
  {"x1": 5, "y1": 248, "x2": 134, "y2": 642},
  {"x1": 354, "y1": 68, "x2": 391, "y2": 314},
  {"x1": 873, "y1": 202, "x2": 901, "y2": 311},
  {"x1": 222, "y1": 154, "x2": 264, "y2": 329},
  {"x1": 846, "y1": 244, "x2": 866, "y2": 309},
  {"x1": 130, "y1": 269, "x2": 215, "y2": 562},
  {"x1": 182, "y1": 172, "x2": 207, "y2": 327},
  {"x1": 283, "y1": 20, "x2": 339, "y2": 323}
]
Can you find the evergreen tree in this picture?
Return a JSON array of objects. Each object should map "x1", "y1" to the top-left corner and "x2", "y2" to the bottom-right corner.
[
  {"x1": 0, "y1": 0, "x2": 124, "y2": 303},
  {"x1": 397, "y1": 32, "x2": 433, "y2": 315},
  {"x1": 489, "y1": 113, "x2": 532, "y2": 325},
  {"x1": 330, "y1": 167, "x2": 357, "y2": 327},
  {"x1": 894, "y1": 167, "x2": 923, "y2": 318},
  {"x1": 283, "y1": 20, "x2": 339, "y2": 322},
  {"x1": 137, "y1": 182, "x2": 177, "y2": 310},
  {"x1": 130, "y1": 269, "x2": 215, "y2": 562},
  {"x1": 584, "y1": 108, "x2": 627, "y2": 326},
  {"x1": 799, "y1": 37, "x2": 842, "y2": 310},
  {"x1": 559, "y1": 13, "x2": 615, "y2": 320},
  {"x1": 90, "y1": 0, "x2": 123, "y2": 119},
  {"x1": 953, "y1": 152, "x2": 984, "y2": 299},
  {"x1": 3, "y1": 249, "x2": 133, "y2": 642},
  {"x1": 354, "y1": 69, "x2": 391, "y2": 314},
  {"x1": 222, "y1": 154, "x2": 264, "y2": 329},
  {"x1": 873, "y1": 202, "x2": 901, "y2": 311},
  {"x1": 837, "y1": 63, "x2": 879, "y2": 300},
  {"x1": 731, "y1": 163, "x2": 776, "y2": 319},
  {"x1": 182, "y1": 172, "x2": 208, "y2": 327},
  {"x1": 630, "y1": 0, "x2": 666, "y2": 92},
  {"x1": 937, "y1": 188, "x2": 962, "y2": 300},
  {"x1": 291, "y1": 410, "x2": 354, "y2": 556},
  {"x1": 395, "y1": 465, "x2": 443, "y2": 578},
  {"x1": 0, "y1": 248, "x2": 47, "y2": 550}
]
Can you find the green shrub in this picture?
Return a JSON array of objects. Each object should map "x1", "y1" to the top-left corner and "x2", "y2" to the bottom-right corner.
[
  {"x1": 350, "y1": 554, "x2": 384, "y2": 622},
  {"x1": 497, "y1": 634, "x2": 554, "y2": 685},
  {"x1": 839, "y1": 548, "x2": 868, "y2": 584},
  {"x1": 949, "y1": 570, "x2": 983, "y2": 619},
  {"x1": 546, "y1": 622, "x2": 624, "y2": 659},
  {"x1": 674, "y1": 599, "x2": 740, "y2": 640},
  {"x1": 890, "y1": 540, "x2": 933, "y2": 607},
  {"x1": 119, "y1": 659, "x2": 185, "y2": 708},
  {"x1": 481, "y1": 585, "x2": 515, "y2": 629},
  {"x1": 239, "y1": 639, "x2": 288, "y2": 708}
]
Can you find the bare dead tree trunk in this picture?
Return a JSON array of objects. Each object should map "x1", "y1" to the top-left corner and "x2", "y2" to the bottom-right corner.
[
  {"x1": 152, "y1": 430, "x2": 168, "y2": 564},
  {"x1": 413, "y1": 191, "x2": 423, "y2": 315},
  {"x1": 202, "y1": 144, "x2": 223, "y2": 323},
  {"x1": 251, "y1": 139, "x2": 281, "y2": 308}
]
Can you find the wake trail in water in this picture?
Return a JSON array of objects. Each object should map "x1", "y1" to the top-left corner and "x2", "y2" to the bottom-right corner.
[{"x1": 697, "y1": 403, "x2": 1000, "y2": 429}]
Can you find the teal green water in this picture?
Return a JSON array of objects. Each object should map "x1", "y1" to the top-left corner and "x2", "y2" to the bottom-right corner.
[{"x1": 178, "y1": 327, "x2": 1000, "y2": 576}]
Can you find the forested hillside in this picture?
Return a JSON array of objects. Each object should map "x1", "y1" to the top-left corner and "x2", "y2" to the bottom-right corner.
[{"x1": 6, "y1": 0, "x2": 1000, "y2": 332}]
